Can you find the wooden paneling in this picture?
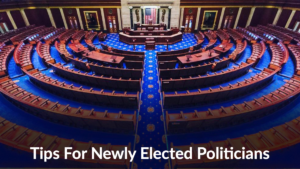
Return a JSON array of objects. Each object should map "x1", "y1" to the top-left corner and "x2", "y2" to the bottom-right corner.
[
  {"x1": 198, "y1": 8, "x2": 222, "y2": 30},
  {"x1": 103, "y1": 8, "x2": 119, "y2": 33},
  {"x1": 51, "y1": 8, "x2": 65, "y2": 28},
  {"x1": 220, "y1": 7, "x2": 239, "y2": 28},
  {"x1": 182, "y1": 8, "x2": 198, "y2": 31},
  {"x1": 250, "y1": 7, "x2": 278, "y2": 26},
  {"x1": 63, "y1": 8, "x2": 79, "y2": 29},
  {"x1": 289, "y1": 10, "x2": 300, "y2": 29},
  {"x1": 180, "y1": 0, "x2": 300, "y2": 8},
  {"x1": 10, "y1": 10, "x2": 26, "y2": 28},
  {"x1": 0, "y1": 12, "x2": 13, "y2": 30},
  {"x1": 79, "y1": 8, "x2": 103, "y2": 31},
  {"x1": 237, "y1": 7, "x2": 251, "y2": 28},
  {"x1": 25, "y1": 9, "x2": 52, "y2": 27},
  {"x1": 277, "y1": 9, "x2": 292, "y2": 27}
]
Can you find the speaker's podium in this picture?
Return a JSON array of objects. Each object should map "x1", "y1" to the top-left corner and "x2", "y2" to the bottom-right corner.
[{"x1": 145, "y1": 38, "x2": 155, "y2": 50}]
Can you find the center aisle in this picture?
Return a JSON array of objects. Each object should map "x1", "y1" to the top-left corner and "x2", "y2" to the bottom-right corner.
[
  {"x1": 133, "y1": 49, "x2": 169, "y2": 169},
  {"x1": 96, "y1": 33, "x2": 197, "y2": 169}
]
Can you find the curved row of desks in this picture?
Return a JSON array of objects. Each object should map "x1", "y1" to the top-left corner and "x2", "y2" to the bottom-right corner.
[
  {"x1": 0, "y1": 115, "x2": 131, "y2": 168},
  {"x1": 163, "y1": 68, "x2": 278, "y2": 107}
]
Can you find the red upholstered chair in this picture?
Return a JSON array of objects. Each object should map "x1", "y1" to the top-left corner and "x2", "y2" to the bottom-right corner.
[
  {"x1": 142, "y1": 27, "x2": 146, "y2": 30},
  {"x1": 159, "y1": 27, "x2": 164, "y2": 30},
  {"x1": 137, "y1": 27, "x2": 141, "y2": 30},
  {"x1": 140, "y1": 33, "x2": 144, "y2": 36}
]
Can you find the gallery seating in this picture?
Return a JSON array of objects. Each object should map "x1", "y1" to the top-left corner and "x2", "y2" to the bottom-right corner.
[
  {"x1": 58, "y1": 29, "x2": 76, "y2": 43},
  {"x1": 161, "y1": 62, "x2": 253, "y2": 91},
  {"x1": 204, "y1": 30, "x2": 218, "y2": 49},
  {"x1": 90, "y1": 63, "x2": 143, "y2": 79},
  {"x1": 98, "y1": 31, "x2": 107, "y2": 41},
  {"x1": 124, "y1": 60, "x2": 144, "y2": 69},
  {"x1": 171, "y1": 97, "x2": 300, "y2": 167},
  {"x1": 25, "y1": 69, "x2": 140, "y2": 108},
  {"x1": 163, "y1": 68, "x2": 278, "y2": 107},
  {"x1": 36, "y1": 41, "x2": 55, "y2": 64},
  {"x1": 0, "y1": 45, "x2": 14, "y2": 77},
  {"x1": 42, "y1": 27, "x2": 66, "y2": 44},
  {"x1": 166, "y1": 74, "x2": 300, "y2": 132},
  {"x1": 0, "y1": 115, "x2": 132, "y2": 167},
  {"x1": 158, "y1": 60, "x2": 177, "y2": 69},
  {"x1": 27, "y1": 27, "x2": 56, "y2": 44},
  {"x1": 247, "y1": 41, "x2": 266, "y2": 64},
  {"x1": 0, "y1": 25, "x2": 33, "y2": 44},
  {"x1": 50, "y1": 62, "x2": 141, "y2": 92},
  {"x1": 71, "y1": 30, "x2": 86, "y2": 43},
  {"x1": 0, "y1": 76, "x2": 137, "y2": 132},
  {"x1": 85, "y1": 31, "x2": 97, "y2": 40},
  {"x1": 10, "y1": 25, "x2": 45, "y2": 45},
  {"x1": 267, "y1": 24, "x2": 300, "y2": 43},
  {"x1": 269, "y1": 42, "x2": 289, "y2": 70},
  {"x1": 194, "y1": 31, "x2": 205, "y2": 43},
  {"x1": 288, "y1": 43, "x2": 300, "y2": 76},
  {"x1": 215, "y1": 29, "x2": 230, "y2": 41},
  {"x1": 236, "y1": 27, "x2": 258, "y2": 42},
  {"x1": 226, "y1": 28, "x2": 244, "y2": 41},
  {"x1": 55, "y1": 41, "x2": 73, "y2": 59},
  {"x1": 257, "y1": 25, "x2": 293, "y2": 44},
  {"x1": 159, "y1": 55, "x2": 233, "y2": 79},
  {"x1": 230, "y1": 40, "x2": 247, "y2": 61},
  {"x1": 13, "y1": 42, "x2": 33, "y2": 71}
]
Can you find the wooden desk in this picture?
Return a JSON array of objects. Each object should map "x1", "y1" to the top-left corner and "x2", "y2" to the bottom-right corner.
[
  {"x1": 68, "y1": 43, "x2": 88, "y2": 53},
  {"x1": 119, "y1": 32, "x2": 182, "y2": 45},
  {"x1": 84, "y1": 51, "x2": 124, "y2": 66},
  {"x1": 213, "y1": 43, "x2": 234, "y2": 53},
  {"x1": 177, "y1": 51, "x2": 219, "y2": 66}
]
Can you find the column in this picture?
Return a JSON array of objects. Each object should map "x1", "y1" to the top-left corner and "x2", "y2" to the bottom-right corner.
[
  {"x1": 273, "y1": 7, "x2": 282, "y2": 25},
  {"x1": 59, "y1": 8, "x2": 68, "y2": 29},
  {"x1": 129, "y1": 6, "x2": 133, "y2": 29},
  {"x1": 246, "y1": 7, "x2": 256, "y2": 27},
  {"x1": 6, "y1": 11, "x2": 17, "y2": 29},
  {"x1": 46, "y1": 8, "x2": 56, "y2": 28},
  {"x1": 194, "y1": 7, "x2": 201, "y2": 30},
  {"x1": 76, "y1": 8, "x2": 84, "y2": 30},
  {"x1": 20, "y1": 9, "x2": 30, "y2": 26},
  {"x1": 100, "y1": 8, "x2": 107, "y2": 31},
  {"x1": 233, "y1": 7, "x2": 242, "y2": 29},
  {"x1": 218, "y1": 7, "x2": 226, "y2": 29},
  {"x1": 179, "y1": 7, "x2": 184, "y2": 28},
  {"x1": 285, "y1": 9, "x2": 296, "y2": 28},
  {"x1": 168, "y1": 6, "x2": 172, "y2": 29},
  {"x1": 117, "y1": 8, "x2": 122, "y2": 31}
]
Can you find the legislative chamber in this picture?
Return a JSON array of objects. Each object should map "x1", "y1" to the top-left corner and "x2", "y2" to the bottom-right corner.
[{"x1": 0, "y1": 0, "x2": 300, "y2": 168}]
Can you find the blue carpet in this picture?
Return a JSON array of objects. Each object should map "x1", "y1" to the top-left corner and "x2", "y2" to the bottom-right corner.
[
  {"x1": 50, "y1": 46, "x2": 66, "y2": 64},
  {"x1": 31, "y1": 49, "x2": 48, "y2": 70},
  {"x1": 7, "y1": 55, "x2": 23, "y2": 78}
]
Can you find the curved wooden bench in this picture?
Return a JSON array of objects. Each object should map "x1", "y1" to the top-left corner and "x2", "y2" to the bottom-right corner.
[
  {"x1": 25, "y1": 69, "x2": 139, "y2": 108},
  {"x1": 58, "y1": 29, "x2": 76, "y2": 44},
  {"x1": 51, "y1": 62, "x2": 141, "y2": 92},
  {"x1": 288, "y1": 43, "x2": 300, "y2": 76},
  {"x1": 204, "y1": 31, "x2": 218, "y2": 49},
  {"x1": 226, "y1": 28, "x2": 244, "y2": 41},
  {"x1": 215, "y1": 29, "x2": 230, "y2": 41},
  {"x1": 161, "y1": 62, "x2": 253, "y2": 91},
  {"x1": 43, "y1": 27, "x2": 65, "y2": 44},
  {"x1": 269, "y1": 42, "x2": 289, "y2": 70},
  {"x1": 0, "y1": 116, "x2": 131, "y2": 168},
  {"x1": 0, "y1": 76, "x2": 137, "y2": 131},
  {"x1": 247, "y1": 41, "x2": 266, "y2": 64},
  {"x1": 72, "y1": 30, "x2": 86, "y2": 43},
  {"x1": 163, "y1": 68, "x2": 278, "y2": 107},
  {"x1": 171, "y1": 82, "x2": 300, "y2": 167},
  {"x1": 166, "y1": 75, "x2": 300, "y2": 132},
  {"x1": 0, "y1": 45, "x2": 14, "y2": 77},
  {"x1": 36, "y1": 41, "x2": 55, "y2": 64},
  {"x1": 13, "y1": 42, "x2": 33, "y2": 71}
]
